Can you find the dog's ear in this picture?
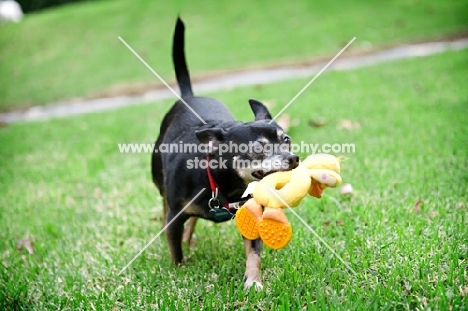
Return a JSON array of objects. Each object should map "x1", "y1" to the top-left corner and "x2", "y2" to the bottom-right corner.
[
  {"x1": 195, "y1": 128, "x2": 226, "y2": 153},
  {"x1": 249, "y1": 99, "x2": 272, "y2": 121}
]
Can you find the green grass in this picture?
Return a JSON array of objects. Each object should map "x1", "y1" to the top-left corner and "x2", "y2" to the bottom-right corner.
[
  {"x1": 1, "y1": 46, "x2": 467, "y2": 309},
  {"x1": 0, "y1": 0, "x2": 467, "y2": 110}
]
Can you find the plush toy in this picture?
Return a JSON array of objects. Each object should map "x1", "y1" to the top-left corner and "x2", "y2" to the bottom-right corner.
[{"x1": 235, "y1": 154, "x2": 342, "y2": 249}]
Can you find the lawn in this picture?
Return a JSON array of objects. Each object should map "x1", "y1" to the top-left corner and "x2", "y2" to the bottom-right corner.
[
  {"x1": 0, "y1": 0, "x2": 467, "y2": 110},
  {"x1": 1, "y1": 46, "x2": 467, "y2": 309}
]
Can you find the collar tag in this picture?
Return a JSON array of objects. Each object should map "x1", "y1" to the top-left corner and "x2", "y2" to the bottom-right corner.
[{"x1": 209, "y1": 207, "x2": 233, "y2": 221}]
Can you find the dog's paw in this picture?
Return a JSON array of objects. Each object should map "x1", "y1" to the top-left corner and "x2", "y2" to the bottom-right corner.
[{"x1": 244, "y1": 275, "x2": 263, "y2": 291}]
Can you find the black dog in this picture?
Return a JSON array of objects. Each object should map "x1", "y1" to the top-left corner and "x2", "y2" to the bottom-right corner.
[{"x1": 151, "y1": 18, "x2": 299, "y2": 289}]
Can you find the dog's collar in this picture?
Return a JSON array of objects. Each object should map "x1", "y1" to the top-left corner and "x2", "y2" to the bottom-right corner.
[{"x1": 205, "y1": 155, "x2": 246, "y2": 219}]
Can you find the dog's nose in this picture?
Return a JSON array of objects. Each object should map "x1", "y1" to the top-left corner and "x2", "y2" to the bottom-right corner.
[{"x1": 287, "y1": 154, "x2": 300, "y2": 169}]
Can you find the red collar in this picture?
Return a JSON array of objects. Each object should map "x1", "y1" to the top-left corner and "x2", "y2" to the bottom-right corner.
[{"x1": 205, "y1": 155, "x2": 220, "y2": 200}]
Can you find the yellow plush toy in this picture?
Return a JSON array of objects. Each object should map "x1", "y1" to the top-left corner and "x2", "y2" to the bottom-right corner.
[{"x1": 235, "y1": 154, "x2": 342, "y2": 249}]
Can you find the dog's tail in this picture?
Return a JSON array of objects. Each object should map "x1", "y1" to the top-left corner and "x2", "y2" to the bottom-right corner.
[{"x1": 173, "y1": 17, "x2": 193, "y2": 98}]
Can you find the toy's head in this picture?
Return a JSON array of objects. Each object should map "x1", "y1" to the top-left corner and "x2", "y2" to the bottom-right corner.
[{"x1": 252, "y1": 154, "x2": 342, "y2": 208}]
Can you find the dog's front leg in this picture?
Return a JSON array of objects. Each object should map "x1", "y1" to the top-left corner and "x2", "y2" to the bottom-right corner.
[
  {"x1": 165, "y1": 210, "x2": 188, "y2": 264},
  {"x1": 243, "y1": 237, "x2": 263, "y2": 290}
]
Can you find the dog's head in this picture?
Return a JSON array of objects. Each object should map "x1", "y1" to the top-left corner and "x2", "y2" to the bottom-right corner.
[{"x1": 195, "y1": 99, "x2": 299, "y2": 185}]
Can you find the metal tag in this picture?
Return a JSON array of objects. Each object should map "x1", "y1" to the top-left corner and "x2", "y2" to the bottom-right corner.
[{"x1": 209, "y1": 207, "x2": 233, "y2": 221}]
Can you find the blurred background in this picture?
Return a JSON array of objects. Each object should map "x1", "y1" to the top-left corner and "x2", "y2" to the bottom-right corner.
[
  {"x1": 1, "y1": 0, "x2": 467, "y2": 113},
  {"x1": 13, "y1": 0, "x2": 86, "y2": 12}
]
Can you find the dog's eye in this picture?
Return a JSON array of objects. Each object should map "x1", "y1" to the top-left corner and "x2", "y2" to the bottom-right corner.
[
  {"x1": 283, "y1": 136, "x2": 291, "y2": 144},
  {"x1": 252, "y1": 141, "x2": 263, "y2": 154}
]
